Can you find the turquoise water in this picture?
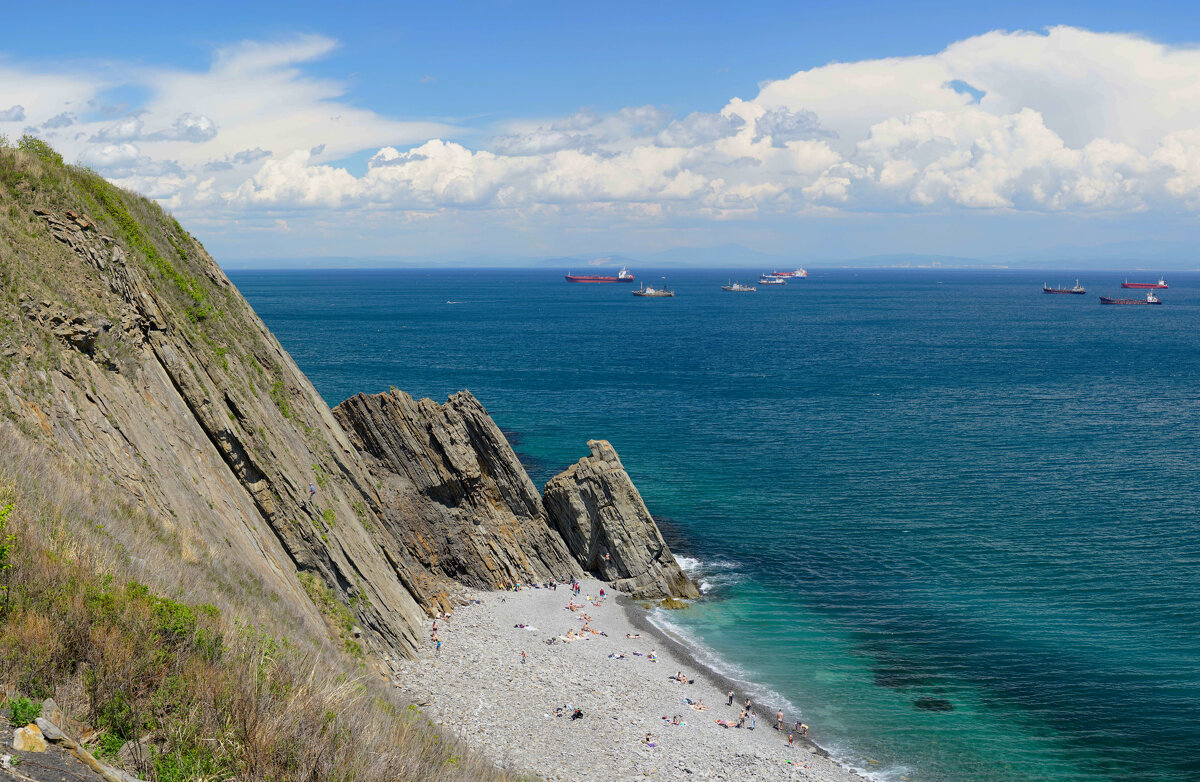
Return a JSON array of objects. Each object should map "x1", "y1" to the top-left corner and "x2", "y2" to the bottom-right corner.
[{"x1": 231, "y1": 268, "x2": 1200, "y2": 782}]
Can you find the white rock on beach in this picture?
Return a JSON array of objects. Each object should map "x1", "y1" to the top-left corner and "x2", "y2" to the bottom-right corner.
[{"x1": 390, "y1": 578, "x2": 865, "y2": 782}]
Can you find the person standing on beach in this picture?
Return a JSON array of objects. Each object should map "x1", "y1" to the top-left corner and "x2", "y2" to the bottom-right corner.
[
  {"x1": 788, "y1": 732, "x2": 794, "y2": 746},
  {"x1": 521, "y1": 650, "x2": 527, "y2": 665},
  {"x1": 776, "y1": 709, "x2": 784, "y2": 731},
  {"x1": 744, "y1": 698, "x2": 752, "y2": 713},
  {"x1": 727, "y1": 690, "x2": 735, "y2": 706},
  {"x1": 435, "y1": 639, "x2": 442, "y2": 657},
  {"x1": 749, "y1": 712, "x2": 756, "y2": 730}
]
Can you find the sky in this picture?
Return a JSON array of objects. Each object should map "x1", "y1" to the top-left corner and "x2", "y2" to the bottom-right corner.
[{"x1": 5, "y1": 0, "x2": 1200, "y2": 266}]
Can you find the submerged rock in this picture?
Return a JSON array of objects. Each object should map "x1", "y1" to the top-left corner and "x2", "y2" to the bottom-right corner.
[{"x1": 543, "y1": 440, "x2": 699, "y2": 600}]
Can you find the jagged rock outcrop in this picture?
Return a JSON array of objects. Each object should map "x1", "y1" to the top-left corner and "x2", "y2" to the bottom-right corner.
[
  {"x1": 544, "y1": 440, "x2": 699, "y2": 600},
  {"x1": 334, "y1": 389, "x2": 582, "y2": 588}
]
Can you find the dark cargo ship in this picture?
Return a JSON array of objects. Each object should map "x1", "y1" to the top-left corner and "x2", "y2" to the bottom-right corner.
[
  {"x1": 1043, "y1": 279, "x2": 1086, "y2": 294},
  {"x1": 565, "y1": 265, "x2": 635, "y2": 283}
]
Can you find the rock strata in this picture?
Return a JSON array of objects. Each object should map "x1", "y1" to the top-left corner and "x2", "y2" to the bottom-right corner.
[
  {"x1": 334, "y1": 389, "x2": 582, "y2": 589},
  {"x1": 544, "y1": 440, "x2": 699, "y2": 600}
]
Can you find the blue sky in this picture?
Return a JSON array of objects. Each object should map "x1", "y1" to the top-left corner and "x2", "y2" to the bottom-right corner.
[{"x1": 5, "y1": 1, "x2": 1200, "y2": 266}]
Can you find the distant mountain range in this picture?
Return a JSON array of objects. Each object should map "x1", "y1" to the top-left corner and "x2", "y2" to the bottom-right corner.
[{"x1": 220, "y1": 240, "x2": 1199, "y2": 271}]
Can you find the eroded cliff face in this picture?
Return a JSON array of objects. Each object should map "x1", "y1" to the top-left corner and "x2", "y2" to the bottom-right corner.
[
  {"x1": 333, "y1": 389, "x2": 582, "y2": 589},
  {"x1": 544, "y1": 440, "x2": 700, "y2": 600},
  {"x1": 0, "y1": 151, "x2": 695, "y2": 672},
  {"x1": 0, "y1": 166, "x2": 431, "y2": 657}
]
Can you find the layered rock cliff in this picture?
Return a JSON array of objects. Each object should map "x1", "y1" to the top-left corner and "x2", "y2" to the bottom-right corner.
[
  {"x1": 0, "y1": 147, "x2": 693, "y2": 675},
  {"x1": 333, "y1": 388, "x2": 582, "y2": 588},
  {"x1": 544, "y1": 440, "x2": 700, "y2": 600},
  {"x1": 1, "y1": 157, "x2": 433, "y2": 656}
]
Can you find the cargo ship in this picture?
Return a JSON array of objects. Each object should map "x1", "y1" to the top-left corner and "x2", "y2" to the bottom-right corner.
[
  {"x1": 1043, "y1": 280, "x2": 1086, "y2": 294},
  {"x1": 771, "y1": 268, "x2": 808, "y2": 278},
  {"x1": 1100, "y1": 291, "x2": 1161, "y2": 305},
  {"x1": 722, "y1": 280, "x2": 757, "y2": 292},
  {"x1": 565, "y1": 265, "x2": 636, "y2": 283},
  {"x1": 1121, "y1": 276, "x2": 1168, "y2": 289},
  {"x1": 759, "y1": 275, "x2": 787, "y2": 285}
]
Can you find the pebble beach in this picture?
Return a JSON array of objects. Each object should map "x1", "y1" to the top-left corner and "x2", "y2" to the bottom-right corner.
[{"x1": 391, "y1": 578, "x2": 866, "y2": 782}]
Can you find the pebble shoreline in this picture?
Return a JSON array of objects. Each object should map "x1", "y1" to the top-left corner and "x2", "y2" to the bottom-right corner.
[{"x1": 391, "y1": 578, "x2": 867, "y2": 782}]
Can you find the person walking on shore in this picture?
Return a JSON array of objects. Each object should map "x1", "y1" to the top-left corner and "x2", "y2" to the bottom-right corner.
[
  {"x1": 776, "y1": 709, "x2": 785, "y2": 731},
  {"x1": 727, "y1": 690, "x2": 735, "y2": 707}
]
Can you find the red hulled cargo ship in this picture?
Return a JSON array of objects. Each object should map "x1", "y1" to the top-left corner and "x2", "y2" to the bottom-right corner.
[
  {"x1": 1121, "y1": 276, "x2": 1168, "y2": 289},
  {"x1": 565, "y1": 265, "x2": 636, "y2": 283}
]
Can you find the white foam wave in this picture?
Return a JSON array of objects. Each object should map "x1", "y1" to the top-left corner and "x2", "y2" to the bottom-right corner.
[
  {"x1": 675, "y1": 555, "x2": 744, "y2": 595},
  {"x1": 646, "y1": 609, "x2": 801, "y2": 718},
  {"x1": 649, "y1": 610, "x2": 924, "y2": 782}
]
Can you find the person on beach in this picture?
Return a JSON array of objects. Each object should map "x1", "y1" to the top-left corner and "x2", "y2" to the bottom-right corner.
[
  {"x1": 435, "y1": 639, "x2": 442, "y2": 657},
  {"x1": 736, "y1": 711, "x2": 746, "y2": 728},
  {"x1": 798, "y1": 723, "x2": 808, "y2": 737},
  {"x1": 788, "y1": 731, "x2": 794, "y2": 746},
  {"x1": 727, "y1": 690, "x2": 735, "y2": 706},
  {"x1": 521, "y1": 650, "x2": 527, "y2": 665},
  {"x1": 749, "y1": 712, "x2": 756, "y2": 730},
  {"x1": 776, "y1": 709, "x2": 785, "y2": 731},
  {"x1": 648, "y1": 649, "x2": 657, "y2": 662}
]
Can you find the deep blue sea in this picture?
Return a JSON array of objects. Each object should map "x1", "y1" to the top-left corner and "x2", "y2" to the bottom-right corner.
[{"x1": 231, "y1": 268, "x2": 1200, "y2": 782}]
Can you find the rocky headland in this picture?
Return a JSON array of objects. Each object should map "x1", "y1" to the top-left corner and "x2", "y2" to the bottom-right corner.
[{"x1": 0, "y1": 141, "x2": 721, "y2": 781}]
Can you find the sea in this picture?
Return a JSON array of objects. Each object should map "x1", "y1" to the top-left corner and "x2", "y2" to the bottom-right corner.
[{"x1": 230, "y1": 268, "x2": 1200, "y2": 782}]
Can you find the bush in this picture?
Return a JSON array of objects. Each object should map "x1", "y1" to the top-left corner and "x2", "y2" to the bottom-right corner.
[
  {"x1": 17, "y1": 136, "x2": 63, "y2": 167},
  {"x1": 6, "y1": 696, "x2": 40, "y2": 726}
]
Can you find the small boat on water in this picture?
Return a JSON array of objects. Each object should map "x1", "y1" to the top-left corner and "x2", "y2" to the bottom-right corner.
[
  {"x1": 1043, "y1": 280, "x2": 1086, "y2": 294},
  {"x1": 1100, "y1": 290, "x2": 1162, "y2": 305},
  {"x1": 565, "y1": 265, "x2": 636, "y2": 283},
  {"x1": 771, "y1": 268, "x2": 808, "y2": 278},
  {"x1": 632, "y1": 282, "x2": 674, "y2": 297},
  {"x1": 1121, "y1": 276, "x2": 1168, "y2": 289},
  {"x1": 759, "y1": 275, "x2": 786, "y2": 285},
  {"x1": 722, "y1": 280, "x2": 757, "y2": 292}
]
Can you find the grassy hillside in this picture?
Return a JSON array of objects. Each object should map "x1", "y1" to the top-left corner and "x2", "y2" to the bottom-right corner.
[{"x1": 0, "y1": 135, "x2": 527, "y2": 782}]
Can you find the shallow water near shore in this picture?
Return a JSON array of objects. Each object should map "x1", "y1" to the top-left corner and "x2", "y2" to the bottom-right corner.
[{"x1": 233, "y1": 267, "x2": 1200, "y2": 782}]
